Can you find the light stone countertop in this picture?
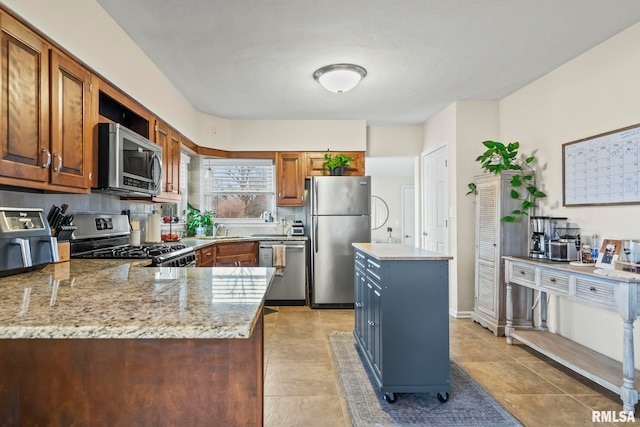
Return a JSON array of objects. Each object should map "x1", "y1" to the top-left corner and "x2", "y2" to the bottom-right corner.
[
  {"x1": 180, "y1": 235, "x2": 307, "y2": 250},
  {"x1": 504, "y1": 255, "x2": 640, "y2": 283},
  {"x1": 353, "y1": 243, "x2": 454, "y2": 261},
  {"x1": 0, "y1": 260, "x2": 275, "y2": 339}
]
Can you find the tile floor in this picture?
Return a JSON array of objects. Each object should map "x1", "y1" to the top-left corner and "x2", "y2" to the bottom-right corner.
[{"x1": 263, "y1": 305, "x2": 635, "y2": 427}]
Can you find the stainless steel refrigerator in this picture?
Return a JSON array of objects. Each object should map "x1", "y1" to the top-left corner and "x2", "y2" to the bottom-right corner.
[{"x1": 308, "y1": 176, "x2": 371, "y2": 308}]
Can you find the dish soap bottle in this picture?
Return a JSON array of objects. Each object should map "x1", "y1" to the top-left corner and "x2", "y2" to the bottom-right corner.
[{"x1": 591, "y1": 234, "x2": 599, "y2": 261}]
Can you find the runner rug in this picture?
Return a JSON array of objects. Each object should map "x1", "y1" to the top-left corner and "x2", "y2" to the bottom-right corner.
[{"x1": 329, "y1": 331, "x2": 522, "y2": 427}]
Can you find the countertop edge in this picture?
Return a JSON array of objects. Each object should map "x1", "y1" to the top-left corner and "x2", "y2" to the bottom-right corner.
[{"x1": 353, "y1": 242, "x2": 453, "y2": 260}]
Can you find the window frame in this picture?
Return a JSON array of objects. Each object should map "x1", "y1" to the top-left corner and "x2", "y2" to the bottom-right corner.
[{"x1": 202, "y1": 158, "x2": 276, "y2": 223}]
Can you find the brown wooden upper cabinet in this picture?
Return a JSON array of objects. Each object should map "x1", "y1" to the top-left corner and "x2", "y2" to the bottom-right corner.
[
  {"x1": 276, "y1": 152, "x2": 305, "y2": 206},
  {"x1": 153, "y1": 119, "x2": 180, "y2": 201},
  {"x1": 49, "y1": 49, "x2": 93, "y2": 190},
  {"x1": 0, "y1": 13, "x2": 93, "y2": 193},
  {"x1": 305, "y1": 152, "x2": 365, "y2": 177}
]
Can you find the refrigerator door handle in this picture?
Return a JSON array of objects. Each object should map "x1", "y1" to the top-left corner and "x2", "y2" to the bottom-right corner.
[
  {"x1": 313, "y1": 178, "x2": 318, "y2": 215},
  {"x1": 314, "y1": 218, "x2": 318, "y2": 253}
]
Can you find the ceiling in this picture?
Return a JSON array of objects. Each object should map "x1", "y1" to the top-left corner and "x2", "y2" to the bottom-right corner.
[{"x1": 97, "y1": 0, "x2": 640, "y2": 126}]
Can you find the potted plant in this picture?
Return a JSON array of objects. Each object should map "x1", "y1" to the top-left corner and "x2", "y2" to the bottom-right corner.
[
  {"x1": 467, "y1": 141, "x2": 546, "y2": 222},
  {"x1": 185, "y1": 202, "x2": 216, "y2": 237},
  {"x1": 323, "y1": 152, "x2": 355, "y2": 176}
]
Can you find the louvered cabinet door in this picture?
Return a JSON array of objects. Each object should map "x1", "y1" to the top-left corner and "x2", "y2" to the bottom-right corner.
[
  {"x1": 471, "y1": 172, "x2": 531, "y2": 336},
  {"x1": 475, "y1": 180, "x2": 499, "y2": 319}
]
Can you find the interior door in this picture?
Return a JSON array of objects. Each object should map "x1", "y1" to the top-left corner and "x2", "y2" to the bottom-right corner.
[
  {"x1": 402, "y1": 185, "x2": 415, "y2": 246},
  {"x1": 422, "y1": 146, "x2": 448, "y2": 253}
]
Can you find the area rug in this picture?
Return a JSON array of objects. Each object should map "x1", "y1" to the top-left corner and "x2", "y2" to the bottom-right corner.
[{"x1": 329, "y1": 332, "x2": 522, "y2": 427}]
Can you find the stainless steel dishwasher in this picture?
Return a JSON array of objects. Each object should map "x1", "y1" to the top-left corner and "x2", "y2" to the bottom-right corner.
[{"x1": 259, "y1": 240, "x2": 307, "y2": 305}]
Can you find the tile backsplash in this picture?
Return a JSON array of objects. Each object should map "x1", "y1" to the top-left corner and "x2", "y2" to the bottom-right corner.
[{"x1": 0, "y1": 189, "x2": 307, "y2": 238}]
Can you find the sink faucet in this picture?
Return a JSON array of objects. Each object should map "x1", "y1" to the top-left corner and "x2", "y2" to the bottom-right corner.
[{"x1": 213, "y1": 224, "x2": 226, "y2": 237}]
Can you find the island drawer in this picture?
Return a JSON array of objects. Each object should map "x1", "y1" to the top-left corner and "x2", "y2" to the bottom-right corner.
[
  {"x1": 355, "y1": 251, "x2": 366, "y2": 270},
  {"x1": 508, "y1": 263, "x2": 536, "y2": 287},
  {"x1": 539, "y1": 270, "x2": 570, "y2": 294},
  {"x1": 366, "y1": 259, "x2": 382, "y2": 281},
  {"x1": 575, "y1": 277, "x2": 615, "y2": 308}
]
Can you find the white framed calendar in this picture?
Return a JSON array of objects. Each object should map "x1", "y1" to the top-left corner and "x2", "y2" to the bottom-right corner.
[{"x1": 563, "y1": 123, "x2": 640, "y2": 206}]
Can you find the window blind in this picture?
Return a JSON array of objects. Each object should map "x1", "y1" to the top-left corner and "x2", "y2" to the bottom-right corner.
[{"x1": 204, "y1": 159, "x2": 274, "y2": 194}]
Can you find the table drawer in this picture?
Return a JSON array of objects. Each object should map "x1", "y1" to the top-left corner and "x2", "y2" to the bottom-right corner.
[
  {"x1": 509, "y1": 263, "x2": 536, "y2": 287},
  {"x1": 575, "y1": 277, "x2": 615, "y2": 309},
  {"x1": 539, "y1": 270, "x2": 570, "y2": 294}
]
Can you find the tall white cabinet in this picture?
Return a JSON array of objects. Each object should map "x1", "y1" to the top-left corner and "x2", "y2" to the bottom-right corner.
[{"x1": 471, "y1": 172, "x2": 533, "y2": 336}]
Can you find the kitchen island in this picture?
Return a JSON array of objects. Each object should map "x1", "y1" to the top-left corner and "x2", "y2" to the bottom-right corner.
[
  {"x1": 352, "y1": 243, "x2": 453, "y2": 403},
  {"x1": 0, "y1": 260, "x2": 274, "y2": 426}
]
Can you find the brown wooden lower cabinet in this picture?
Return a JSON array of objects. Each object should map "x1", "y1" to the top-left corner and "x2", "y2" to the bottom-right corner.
[
  {"x1": 198, "y1": 244, "x2": 216, "y2": 267},
  {"x1": 214, "y1": 241, "x2": 258, "y2": 267},
  {"x1": 0, "y1": 314, "x2": 264, "y2": 426}
]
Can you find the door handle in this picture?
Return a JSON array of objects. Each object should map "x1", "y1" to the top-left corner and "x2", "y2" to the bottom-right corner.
[
  {"x1": 423, "y1": 232, "x2": 428, "y2": 236},
  {"x1": 404, "y1": 234, "x2": 411, "y2": 238},
  {"x1": 314, "y1": 219, "x2": 318, "y2": 253},
  {"x1": 41, "y1": 149, "x2": 51, "y2": 168},
  {"x1": 53, "y1": 153, "x2": 63, "y2": 172}
]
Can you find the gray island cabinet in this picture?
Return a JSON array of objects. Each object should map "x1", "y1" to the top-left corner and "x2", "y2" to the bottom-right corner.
[
  {"x1": 352, "y1": 243, "x2": 453, "y2": 403},
  {"x1": 0, "y1": 260, "x2": 274, "y2": 426}
]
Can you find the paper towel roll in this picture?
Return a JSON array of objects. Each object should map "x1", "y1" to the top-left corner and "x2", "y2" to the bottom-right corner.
[{"x1": 146, "y1": 212, "x2": 161, "y2": 243}]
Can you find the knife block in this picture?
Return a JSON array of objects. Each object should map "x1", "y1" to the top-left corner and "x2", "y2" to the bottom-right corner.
[{"x1": 56, "y1": 241, "x2": 70, "y2": 263}]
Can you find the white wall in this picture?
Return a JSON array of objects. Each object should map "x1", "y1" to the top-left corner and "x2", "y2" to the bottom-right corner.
[
  {"x1": 498, "y1": 21, "x2": 640, "y2": 362},
  {"x1": 366, "y1": 126, "x2": 421, "y2": 244},
  {"x1": 228, "y1": 120, "x2": 366, "y2": 151},
  {"x1": 367, "y1": 126, "x2": 422, "y2": 157}
]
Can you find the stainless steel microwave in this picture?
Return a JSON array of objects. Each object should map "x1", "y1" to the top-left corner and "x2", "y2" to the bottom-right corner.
[{"x1": 94, "y1": 123, "x2": 162, "y2": 197}]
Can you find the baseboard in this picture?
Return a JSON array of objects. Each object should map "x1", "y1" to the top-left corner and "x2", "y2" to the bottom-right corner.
[{"x1": 449, "y1": 308, "x2": 472, "y2": 318}]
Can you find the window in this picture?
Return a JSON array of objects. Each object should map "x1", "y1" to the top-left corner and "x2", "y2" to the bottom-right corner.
[{"x1": 203, "y1": 158, "x2": 275, "y2": 221}]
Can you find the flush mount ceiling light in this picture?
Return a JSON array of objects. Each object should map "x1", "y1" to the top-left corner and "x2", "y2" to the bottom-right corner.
[{"x1": 313, "y1": 64, "x2": 367, "y2": 94}]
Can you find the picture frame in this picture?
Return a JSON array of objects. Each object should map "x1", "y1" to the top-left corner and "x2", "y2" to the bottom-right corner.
[{"x1": 595, "y1": 239, "x2": 622, "y2": 269}]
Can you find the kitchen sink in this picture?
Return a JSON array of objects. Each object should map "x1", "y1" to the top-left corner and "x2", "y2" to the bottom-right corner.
[{"x1": 251, "y1": 234, "x2": 287, "y2": 238}]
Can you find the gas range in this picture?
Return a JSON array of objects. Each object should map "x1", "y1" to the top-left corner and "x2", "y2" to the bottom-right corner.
[{"x1": 70, "y1": 214, "x2": 196, "y2": 267}]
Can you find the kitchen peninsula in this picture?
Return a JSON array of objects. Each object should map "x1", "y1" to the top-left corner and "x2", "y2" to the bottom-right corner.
[{"x1": 0, "y1": 260, "x2": 274, "y2": 426}]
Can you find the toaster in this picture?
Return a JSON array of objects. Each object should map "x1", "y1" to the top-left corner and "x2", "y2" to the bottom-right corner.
[{"x1": 289, "y1": 220, "x2": 305, "y2": 236}]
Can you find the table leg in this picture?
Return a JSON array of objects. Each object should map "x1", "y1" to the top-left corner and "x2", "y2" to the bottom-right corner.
[
  {"x1": 506, "y1": 281, "x2": 513, "y2": 345},
  {"x1": 621, "y1": 317, "x2": 638, "y2": 414},
  {"x1": 540, "y1": 291, "x2": 548, "y2": 331}
]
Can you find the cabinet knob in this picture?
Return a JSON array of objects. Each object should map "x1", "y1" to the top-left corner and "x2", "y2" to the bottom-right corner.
[
  {"x1": 550, "y1": 278, "x2": 556, "y2": 283},
  {"x1": 589, "y1": 286, "x2": 597, "y2": 292},
  {"x1": 520, "y1": 270, "x2": 525, "y2": 275}
]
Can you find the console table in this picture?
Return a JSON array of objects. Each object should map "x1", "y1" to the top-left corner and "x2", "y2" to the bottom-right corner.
[{"x1": 504, "y1": 256, "x2": 640, "y2": 414}]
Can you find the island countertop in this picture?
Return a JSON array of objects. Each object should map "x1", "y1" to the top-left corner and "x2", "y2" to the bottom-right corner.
[
  {"x1": 0, "y1": 260, "x2": 274, "y2": 340},
  {"x1": 353, "y1": 242, "x2": 453, "y2": 260}
]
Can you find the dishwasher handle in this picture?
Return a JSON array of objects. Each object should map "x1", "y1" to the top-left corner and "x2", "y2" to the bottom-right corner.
[{"x1": 259, "y1": 244, "x2": 305, "y2": 249}]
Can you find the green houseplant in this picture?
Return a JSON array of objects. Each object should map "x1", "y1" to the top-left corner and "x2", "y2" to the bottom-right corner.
[
  {"x1": 185, "y1": 202, "x2": 216, "y2": 236},
  {"x1": 323, "y1": 152, "x2": 355, "y2": 176},
  {"x1": 467, "y1": 141, "x2": 546, "y2": 222}
]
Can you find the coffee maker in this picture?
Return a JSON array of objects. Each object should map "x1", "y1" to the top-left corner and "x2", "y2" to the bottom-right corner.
[
  {"x1": 529, "y1": 216, "x2": 550, "y2": 259},
  {"x1": 549, "y1": 217, "x2": 580, "y2": 262}
]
